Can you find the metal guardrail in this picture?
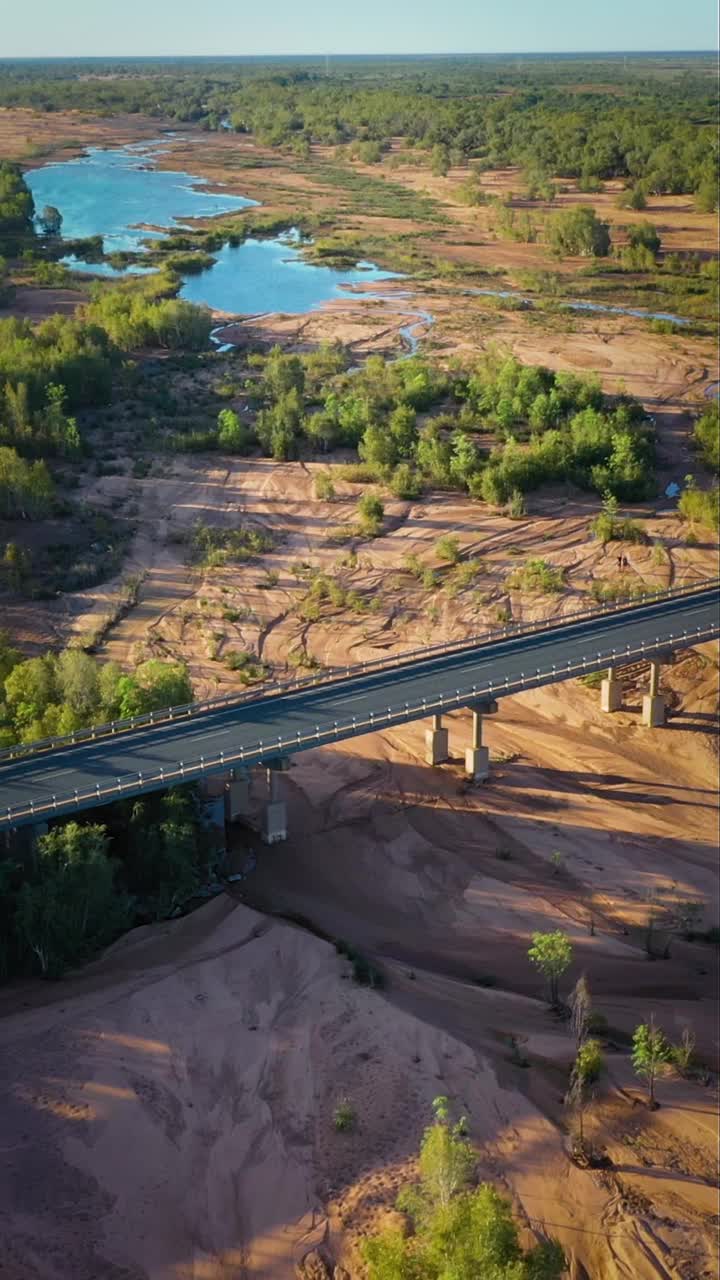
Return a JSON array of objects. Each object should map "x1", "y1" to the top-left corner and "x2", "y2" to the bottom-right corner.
[
  {"x1": 3, "y1": 618, "x2": 717, "y2": 829},
  {"x1": 1, "y1": 578, "x2": 716, "y2": 766}
]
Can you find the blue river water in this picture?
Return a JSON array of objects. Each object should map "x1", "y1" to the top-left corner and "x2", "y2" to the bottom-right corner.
[{"x1": 25, "y1": 141, "x2": 399, "y2": 313}]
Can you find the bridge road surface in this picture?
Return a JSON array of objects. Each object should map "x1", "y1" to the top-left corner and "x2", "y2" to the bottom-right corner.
[{"x1": 1, "y1": 585, "x2": 718, "y2": 829}]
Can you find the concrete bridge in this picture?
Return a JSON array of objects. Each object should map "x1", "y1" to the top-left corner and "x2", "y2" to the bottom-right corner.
[{"x1": 0, "y1": 581, "x2": 717, "y2": 839}]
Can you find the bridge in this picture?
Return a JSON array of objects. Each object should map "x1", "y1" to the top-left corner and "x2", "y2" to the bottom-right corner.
[{"x1": 0, "y1": 581, "x2": 717, "y2": 837}]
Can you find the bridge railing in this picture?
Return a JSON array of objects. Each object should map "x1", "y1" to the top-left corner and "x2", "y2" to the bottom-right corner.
[
  {"x1": 3, "y1": 616, "x2": 717, "y2": 830},
  {"x1": 0, "y1": 576, "x2": 716, "y2": 766}
]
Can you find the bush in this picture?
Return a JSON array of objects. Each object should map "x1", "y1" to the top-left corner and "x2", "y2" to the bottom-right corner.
[
  {"x1": 313, "y1": 471, "x2": 336, "y2": 500},
  {"x1": 333, "y1": 1097, "x2": 357, "y2": 1132},
  {"x1": 435, "y1": 534, "x2": 461, "y2": 564},
  {"x1": 357, "y1": 491, "x2": 384, "y2": 536},
  {"x1": 547, "y1": 206, "x2": 611, "y2": 258},
  {"x1": 507, "y1": 558, "x2": 564, "y2": 594},
  {"x1": 678, "y1": 480, "x2": 719, "y2": 531},
  {"x1": 693, "y1": 403, "x2": 719, "y2": 474}
]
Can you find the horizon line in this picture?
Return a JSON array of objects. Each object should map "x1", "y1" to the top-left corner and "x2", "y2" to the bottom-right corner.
[{"x1": 1, "y1": 48, "x2": 718, "y2": 59}]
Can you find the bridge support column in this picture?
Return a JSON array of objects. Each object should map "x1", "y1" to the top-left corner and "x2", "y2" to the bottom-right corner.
[
  {"x1": 425, "y1": 713, "x2": 449, "y2": 765},
  {"x1": 224, "y1": 768, "x2": 251, "y2": 824},
  {"x1": 262, "y1": 762, "x2": 288, "y2": 845},
  {"x1": 642, "y1": 661, "x2": 666, "y2": 727},
  {"x1": 600, "y1": 667, "x2": 622, "y2": 713},
  {"x1": 465, "y1": 707, "x2": 490, "y2": 781}
]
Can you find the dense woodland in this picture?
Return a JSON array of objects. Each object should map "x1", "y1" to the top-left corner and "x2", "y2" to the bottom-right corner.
[{"x1": 1, "y1": 54, "x2": 717, "y2": 203}]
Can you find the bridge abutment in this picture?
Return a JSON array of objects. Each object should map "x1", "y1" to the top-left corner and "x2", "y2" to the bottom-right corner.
[{"x1": 425, "y1": 713, "x2": 449, "y2": 765}]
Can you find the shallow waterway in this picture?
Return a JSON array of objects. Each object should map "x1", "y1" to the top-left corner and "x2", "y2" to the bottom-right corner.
[
  {"x1": 25, "y1": 138, "x2": 691, "y2": 335},
  {"x1": 25, "y1": 140, "x2": 399, "y2": 313}
]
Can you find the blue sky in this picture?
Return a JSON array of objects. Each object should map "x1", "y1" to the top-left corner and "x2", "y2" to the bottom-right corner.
[{"x1": 4, "y1": 0, "x2": 718, "y2": 57}]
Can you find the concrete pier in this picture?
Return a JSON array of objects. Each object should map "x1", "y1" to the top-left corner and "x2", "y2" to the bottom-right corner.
[
  {"x1": 262, "y1": 766, "x2": 288, "y2": 844},
  {"x1": 224, "y1": 768, "x2": 251, "y2": 823},
  {"x1": 465, "y1": 706, "x2": 490, "y2": 781},
  {"x1": 600, "y1": 666, "x2": 622, "y2": 712},
  {"x1": 425, "y1": 713, "x2": 449, "y2": 765},
  {"x1": 642, "y1": 660, "x2": 666, "y2": 727}
]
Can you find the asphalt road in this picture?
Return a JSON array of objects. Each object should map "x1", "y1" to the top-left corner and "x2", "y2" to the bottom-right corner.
[{"x1": 1, "y1": 585, "x2": 717, "y2": 828}]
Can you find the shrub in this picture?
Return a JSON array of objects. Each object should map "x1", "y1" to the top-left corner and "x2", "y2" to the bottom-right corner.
[
  {"x1": 313, "y1": 471, "x2": 336, "y2": 500},
  {"x1": 507, "y1": 558, "x2": 564, "y2": 594},
  {"x1": 357, "y1": 491, "x2": 384, "y2": 536},
  {"x1": 435, "y1": 534, "x2": 461, "y2": 564},
  {"x1": 333, "y1": 1097, "x2": 357, "y2": 1132},
  {"x1": 678, "y1": 479, "x2": 719, "y2": 531}
]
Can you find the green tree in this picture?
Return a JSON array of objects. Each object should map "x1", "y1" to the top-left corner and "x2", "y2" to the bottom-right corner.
[
  {"x1": 116, "y1": 659, "x2": 193, "y2": 719},
  {"x1": 38, "y1": 204, "x2": 63, "y2": 235},
  {"x1": 16, "y1": 823, "x2": 130, "y2": 976},
  {"x1": 1, "y1": 540, "x2": 31, "y2": 591},
  {"x1": 56, "y1": 649, "x2": 100, "y2": 722},
  {"x1": 217, "y1": 407, "x2": 251, "y2": 452},
  {"x1": 362, "y1": 1099, "x2": 565, "y2": 1279},
  {"x1": 632, "y1": 1018, "x2": 671, "y2": 1107},
  {"x1": 528, "y1": 931, "x2": 573, "y2": 1006},
  {"x1": 547, "y1": 206, "x2": 611, "y2": 258},
  {"x1": 693, "y1": 402, "x2": 719, "y2": 474}
]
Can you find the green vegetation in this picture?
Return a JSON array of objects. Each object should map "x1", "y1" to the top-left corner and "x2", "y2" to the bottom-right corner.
[
  {"x1": 693, "y1": 402, "x2": 719, "y2": 474},
  {"x1": 507, "y1": 558, "x2": 565, "y2": 594},
  {"x1": 678, "y1": 476, "x2": 720, "y2": 531},
  {"x1": 0, "y1": 637, "x2": 193, "y2": 746},
  {"x1": 185, "y1": 521, "x2": 275, "y2": 567},
  {"x1": 528, "y1": 931, "x2": 573, "y2": 1006},
  {"x1": 361, "y1": 1096, "x2": 565, "y2": 1279},
  {"x1": 1, "y1": 787, "x2": 215, "y2": 979},
  {"x1": 632, "y1": 1018, "x2": 671, "y2": 1107},
  {"x1": 547, "y1": 207, "x2": 611, "y2": 258},
  {"x1": 333, "y1": 1097, "x2": 357, "y2": 1132},
  {"x1": 590, "y1": 493, "x2": 647, "y2": 545}
]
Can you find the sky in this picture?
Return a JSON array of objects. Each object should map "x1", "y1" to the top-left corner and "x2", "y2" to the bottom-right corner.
[{"x1": 3, "y1": 0, "x2": 718, "y2": 57}]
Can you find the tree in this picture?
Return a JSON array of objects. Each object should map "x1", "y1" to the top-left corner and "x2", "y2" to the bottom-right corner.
[
  {"x1": 616, "y1": 186, "x2": 647, "y2": 210},
  {"x1": 547, "y1": 207, "x2": 611, "y2": 258},
  {"x1": 695, "y1": 178, "x2": 718, "y2": 213},
  {"x1": 693, "y1": 402, "x2": 719, "y2": 474},
  {"x1": 627, "y1": 221, "x2": 661, "y2": 255},
  {"x1": 528, "y1": 931, "x2": 573, "y2": 1006},
  {"x1": 16, "y1": 822, "x2": 130, "y2": 976},
  {"x1": 38, "y1": 205, "x2": 63, "y2": 236},
  {"x1": 417, "y1": 1096, "x2": 474, "y2": 1209},
  {"x1": 568, "y1": 973, "x2": 592, "y2": 1049},
  {"x1": 217, "y1": 407, "x2": 251, "y2": 452},
  {"x1": 56, "y1": 649, "x2": 100, "y2": 722},
  {"x1": 116, "y1": 659, "x2": 192, "y2": 718},
  {"x1": 1, "y1": 540, "x2": 30, "y2": 591},
  {"x1": 362, "y1": 1097, "x2": 565, "y2": 1279},
  {"x1": 632, "y1": 1018, "x2": 671, "y2": 1108}
]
